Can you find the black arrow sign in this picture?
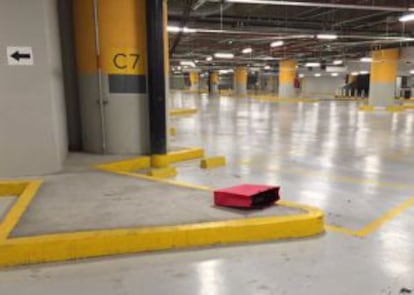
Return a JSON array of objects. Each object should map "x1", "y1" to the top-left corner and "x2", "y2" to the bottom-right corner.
[{"x1": 11, "y1": 51, "x2": 31, "y2": 61}]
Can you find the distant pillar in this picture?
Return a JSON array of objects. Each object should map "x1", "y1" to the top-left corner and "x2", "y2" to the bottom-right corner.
[
  {"x1": 209, "y1": 71, "x2": 219, "y2": 95},
  {"x1": 234, "y1": 67, "x2": 248, "y2": 96},
  {"x1": 279, "y1": 60, "x2": 297, "y2": 98},
  {"x1": 369, "y1": 48, "x2": 399, "y2": 107},
  {"x1": 189, "y1": 71, "x2": 200, "y2": 91}
]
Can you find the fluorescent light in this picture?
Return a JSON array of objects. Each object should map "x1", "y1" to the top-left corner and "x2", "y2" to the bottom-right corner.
[
  {"x1": 317, "y1": 34, "x2": 338, "y2": 40},
  {"x1": 360, "y1": 57, "x2": 372, "y2": 63},
  {"x1": 168, "y1": 26, "x2": 181, "y2": 33},
  {"x1": 264, "y1": 65, "x2": 271, "y2": 70},
  {"x1": 214, "y1": 52, "x2": 235, "y2": 59},
  {"x1": 333, "y1": 60, "x2": 343, "y2": 65},
  {"x1": 167, "y1": 26, "x2": 197, "y2": 33},
  {"x1": 180, "y1": 61, "x2": 196, "y2": 67},
  {"x1": 399, "y1": 13, "x2": 414, "y2": 22},
  {"x1": 410, "y1": 70, "x2": 414, "y2": 74},
  {"x1": 270, "y1": 41, "x2": 284, "y2": 48},
  {"x1": 314, "y1": 73, "x2": 321, "y2": 77},
  {"x1": 331, "y1": 73, "x2": 338, "y2": 77},
  {"x1": 242, "y1": 47, "x2": 253, "y2": 54},
  {"x1": 305, "y1": 62, "x2": 321, "y2": 67},
  {"x1": 206, "y1": 56, "x2": 213, "y2": 62},
  {"x1": 299, "y1": 74, "x2": 305, "y2": 78},
  {"x1": 183, "y1": 27, "x2": 197, "y2": 33},
  {"x1": 351, "y1": 72, "x2": 359, "y2": 76},
  {"x1": 359, "y1": 71, "x2": 369, "y2": 75},
  {"x1": 219, "y1": 69, "x2": 234, "y2": 74}
]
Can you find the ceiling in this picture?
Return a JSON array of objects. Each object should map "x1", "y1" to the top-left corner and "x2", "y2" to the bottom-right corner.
[{"x1": 167, "y1": 0, "x2": 414, "y2": 71}]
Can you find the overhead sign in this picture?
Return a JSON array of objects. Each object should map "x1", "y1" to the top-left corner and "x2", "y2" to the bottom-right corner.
[{"x1": 7, "y1": 46, "x2": 34, "y2": 66}]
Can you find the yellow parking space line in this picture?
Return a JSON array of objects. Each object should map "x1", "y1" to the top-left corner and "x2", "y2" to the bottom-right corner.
[
  {"x1": 325, "y1": 225, "x2": 359, "y2": 237},
  {"x1": 169, "y1": 108, "x2": 198, "y2": 116},
  {"x1": 356, "y1": 197, "x2": 414, "y2": 237},
  {"x1": 0, "y1": 180, "x2": 43, "y2": 241}
]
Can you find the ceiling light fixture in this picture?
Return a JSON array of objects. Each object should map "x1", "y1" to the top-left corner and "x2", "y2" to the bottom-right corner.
[
  {"x1": 305, "y1": 62, "x2": 321, "y2": 67},
  {"x1": 180, "y1": 61, "x2": 196, "y2": 67},
  {"x1": 314, "y1": 73, "x2": 321, "y2": 77},
  {"x1": 360, "y1": 57, "x2": 372, "y2": 63},
  {"x1": 399, "y1": 13, "x2": 414, "y2": 22},
  {"x1": 242, "y1": 47, "x2": 253, "y2": 54},
  {"x1": 333, "y1": 60, "x2": 343, "y2": 65},
  {"x1": 331, "y1": 73, "x2": 339, "y2": 77},
  {"x1": 410, "y1": 70, "x2": 414, "y2": 74},
  {"x1": 214, "y1": 53, "x2": 235, "y2": 59},
  {"x1": 299, "y1": 74, "x2": 305, "y2": 78},
  {"x1": 264, "y1": 65, "x2": 271, "y2": 70},
  {"x1": 270, "y1": 41, "x2": 284, "y2": 48},
  {"x1": 206, "y1": 56, "x2": 213, "y2": 62},
  {"x1": 317, "y1": 34, "x2": 338, "y2": 40},
  {"x1": 359, "y1": 71, "x2": 369, "y2": 75},
  {"x1": 351, "y1": 72, "x2": 359, "y2": 76},
  {"x1": 167, "y1": 26, "x2": 197, "y2": 33}
]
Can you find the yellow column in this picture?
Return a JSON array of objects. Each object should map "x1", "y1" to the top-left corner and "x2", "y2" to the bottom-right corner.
[
  {"x1": 369, "y1": 48, "x2": 399, "y2": 106},
  {"x1": 234, "y1": 67, "x2": 248, "y2": 96},
  {"x1": 73, "y1": 0, "x2": 151, "y2": 154},
  {"x1": 209, "y1": 71, "x2": 219, "y2": 95},
  {"x1": 189, "y1": 71, "x2": 200, "y2": 91},
  {"x1": 279, "y1": 60, "x2": 297, "y2": 98}
]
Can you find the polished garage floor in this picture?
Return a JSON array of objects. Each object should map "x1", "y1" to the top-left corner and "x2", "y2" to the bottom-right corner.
[{"x1": 1, "y1": 92, "x2": 414, "y2": 294}]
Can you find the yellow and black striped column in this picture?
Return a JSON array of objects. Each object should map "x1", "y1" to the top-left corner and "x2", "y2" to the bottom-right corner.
[
  {"x1": 234, "y1": 67, "x2": 248, "y2": 96},
  {"x1": 369, "y1": 48, "x2": 399, "y2": 106},
  {"x1": 189, "y1": 71, "x2": 200, "y2": 91},
  {"x1": 209, "y1": 71, "x2": 219, "y2": 95},
  {"x1": 279, "y1": 60, "x2": 297, "y2": 98}
]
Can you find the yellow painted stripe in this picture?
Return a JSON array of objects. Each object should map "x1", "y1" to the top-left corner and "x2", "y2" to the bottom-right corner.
[
  {"x1": 370, "y1": 48, "x2": 399, "y2": 83},
  {"x1": 169, "y1": 108, "x2": 198, "y2": 116},
  {"x1": 0, "y1": 201, "x2": 324, "y2": 267},
  {"x1": 95, "y1": 156, "x2": 151, "y2": 173},
  {"x1": 235, "y1": 67, "x2": 248, "y2": 84},
  {"x1": 0, "y1": 180, "x2": 43, "y2": 241},
  {"x1": 356, "y1": 198, "x2": 414, "y2": 237},
  {"x1": 200, "y1": 156, "x2": 227, "y2": 169},
  {"x1": 279, "y1": 60, "x2": 297, "y2": 84},
  {"x1": 325, "y1": 225, "x2": 359, "y2": 237}
]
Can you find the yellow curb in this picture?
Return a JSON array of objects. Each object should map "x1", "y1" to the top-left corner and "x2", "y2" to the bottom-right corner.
[
  {"x1": 200, "y1": 156, "x2": 226, "y2": 169},
  {"x1": 0, "y1": 200, "x2": 324, "y2": 268},
  {"x1": 358, "y1": 105, "x2": 375, "y2": 112},
  {"x1": 169, "y1": 108, "x2": 198, "y2": 116},
  {"x1": 147, "y1": 166, "x2": 178, "y2": 178},
  {"x1": 169, "y1": 127, "x2": 177, "y2": 136}
]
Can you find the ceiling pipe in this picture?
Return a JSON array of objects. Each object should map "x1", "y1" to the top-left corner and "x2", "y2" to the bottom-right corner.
[{"x1": 209, "y1": 0, "x2": 410, "y2": 12}]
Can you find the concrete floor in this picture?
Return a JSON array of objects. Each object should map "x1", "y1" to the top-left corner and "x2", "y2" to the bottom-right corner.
[{"x1": 2, "y1": 92, "x2": 414, "y2": 294}]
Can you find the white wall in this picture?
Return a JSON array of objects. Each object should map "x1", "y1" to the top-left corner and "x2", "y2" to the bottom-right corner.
[
  {"x1": 301, "y1": 76, "x2": 346, "y2": 98},
  {"x1": 0, "y1": 0, "x2": 67, "y2": 177}
]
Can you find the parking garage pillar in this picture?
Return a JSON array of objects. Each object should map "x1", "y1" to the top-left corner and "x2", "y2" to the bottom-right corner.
[
  {"x1": 369, "y1": 48, "x2": 399, "y2": 107},
  {"x1": 279, "y1": 60, "x2": 297, "y2": 98},
  {"x1": 209, "y1": 71, "x2": 219, "y2": 95},
  {"x1": 189, "y1": 71, "x2": 200, "y2": 91},
  {"x1": 234, "y1": 67, "x2": 248, "y2": 96},
  {"x1": 73, "y1": 0, "x2": 168, "y2": 155}
]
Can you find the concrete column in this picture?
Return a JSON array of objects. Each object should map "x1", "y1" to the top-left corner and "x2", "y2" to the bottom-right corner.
[
  {"x1": 234, "y1": 67, "x2": 248, "y2": 96},
  {"x1": 279, "y1": 60, "x2": 297, "y2": 98},
  {"x1": 266, "y1": 75, "x2": 274, "y2": 93},
  {"x1": 0, "y1": 0, "x2": 67, "y2": 177},
  {"x1": 73, "y1": 0, "x2": 151, "y2": 154},
  {"x1": 369, "y1": 48, "x2": 399, "y2": 107},
  {"x1": 209, "y1": 71, "x2": 219, "y2": 95},
  {"x1": 189, "y1": 71, "x2": 200, "y2": 91}
]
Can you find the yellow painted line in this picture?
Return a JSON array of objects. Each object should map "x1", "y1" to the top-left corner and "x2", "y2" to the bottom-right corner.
[
  {"x1": 95, "y1": 156, "x2": 151, "y2": 173},
  {"x1": 325, "y1": 225, "x2": 359, "y2": 237},
  {"x1": 0, "y1": 180, "x2": 43, "y2": 241},
  {"x1": 0, "y1": 200, "x2": 324, "y2": 268},
  {"x1": 147, "y1": 166, "x2": 178, "y2": 178},
  {"x1": 169, "y1": 108, "x2": 198, "y2": 116},
  {"x1": 356, "y1": 198, "x2": 414, "y2": 237},
  {"x1": 251, "y1": 95, "x2": 318, "y2": 103}
]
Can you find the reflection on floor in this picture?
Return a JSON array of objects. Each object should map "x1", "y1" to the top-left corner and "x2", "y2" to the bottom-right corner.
[{"x1": 2, "y1": 92, "x2": 414, "y2": 294}]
